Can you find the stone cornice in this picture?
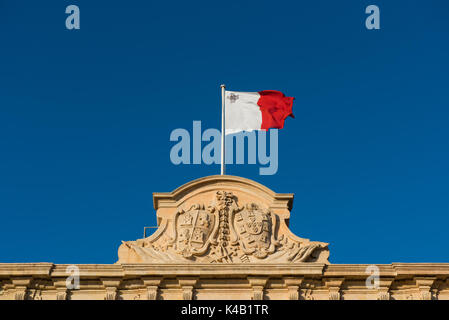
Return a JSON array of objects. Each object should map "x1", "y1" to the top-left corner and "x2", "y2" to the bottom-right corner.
[
  {"x1": 392, "y1": 263, "x2": 449, "y2": 277},
  {"x1": 0, "y1": 263, "x2": 53, "y2": 276},
  {"x1": 1, "y1": 263, "x2": 448, "y2": 279},
  {"x1": 120, "y1": 263, "x2": 326, "y2": 277}
]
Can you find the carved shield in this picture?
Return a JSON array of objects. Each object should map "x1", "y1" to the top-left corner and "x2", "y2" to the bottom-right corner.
[
  {"x1": 175, "y1": 204, "x2": 216, "y2": 257},
  {"x1": 233, "y1": 203, "x2": 275, "y2": 258}
]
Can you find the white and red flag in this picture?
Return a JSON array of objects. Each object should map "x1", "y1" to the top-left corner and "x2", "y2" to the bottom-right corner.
[
  {"x1": 224, "y1": 90, "x2": 295, "y2": 135},
  {"x1": 219, "y1": 86, "x2": 295, "y2": 174}
]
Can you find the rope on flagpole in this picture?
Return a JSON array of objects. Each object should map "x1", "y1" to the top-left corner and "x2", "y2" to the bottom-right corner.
[{"x1": 220, "y1": 84, "x2": 226, "y2": 175}]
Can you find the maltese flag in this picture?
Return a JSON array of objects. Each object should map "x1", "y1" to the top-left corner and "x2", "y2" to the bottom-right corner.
[{"x1": 224, "y1": 90, "x2": 295, "y2": 135}]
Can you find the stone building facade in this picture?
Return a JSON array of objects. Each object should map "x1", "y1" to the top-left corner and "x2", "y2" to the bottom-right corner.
[{"x1": 0, "y1": 175, "x2": 448, "y2": 300}]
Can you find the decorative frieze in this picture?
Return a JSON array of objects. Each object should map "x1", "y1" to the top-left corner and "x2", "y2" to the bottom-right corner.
[{"x1": 0, "y1": 262, "x2": 448, "y2": 300}]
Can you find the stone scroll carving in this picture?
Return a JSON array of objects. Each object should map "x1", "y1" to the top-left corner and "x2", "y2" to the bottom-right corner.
[{"x1": 118, "y1": 191, "x2": 329, "y2": 264}]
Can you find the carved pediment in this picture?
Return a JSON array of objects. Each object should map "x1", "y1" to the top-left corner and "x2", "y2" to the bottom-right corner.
[{"x1": 117, "y1": 175, "x2": 329, "y2": 264}]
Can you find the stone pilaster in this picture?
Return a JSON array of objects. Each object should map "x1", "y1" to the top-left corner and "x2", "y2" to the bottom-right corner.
[
  {"x1": 248, "y1": 276, "x2": 268, "y2": 300},
  {"x1": 178, "y1": 277, "x2": 197, "y2": 300},
  {"x1": 324, "y1": 278, "x2": 344, "y2": 300},
  {"x1": 284, "y1": 277, "x2": 303, "y2": 300},
  {"x1": 53, "y1": 279, "x2": 68, "y2": 300},
  {"x1": 415, "y1": 277, "x2": 436, "y2": 300},
  {"x1": 101, "y1": 278, "x2": 121, "y2": 300},
  {"x1": 377, "y1": 278, "x2": 394, "y2": 300},
  {"x1": 142, "y1": 277, "x2": 162, "y2": 300},
  {"x1": 11, "y1": 277, "x2": 32, "y2": 300}
]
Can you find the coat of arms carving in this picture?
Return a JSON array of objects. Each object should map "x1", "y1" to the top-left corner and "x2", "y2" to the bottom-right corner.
[
  {"x1": 174, "y1": 204, "x2": 215, "y2": 258},
  {"x1": 118, "y1": 189, "x2": 329, "y2": 264},
  {"x1": 233, "y1": 203, "x2": 276, "y2": 259}
]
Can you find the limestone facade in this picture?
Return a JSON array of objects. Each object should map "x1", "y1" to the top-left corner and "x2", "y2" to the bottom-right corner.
[
  {"x1": 1, "y1": 263, "x2": 449, "y2": 300},
  {"x1": 0, "y1": 175, "x2": 448, "y2": 300}
]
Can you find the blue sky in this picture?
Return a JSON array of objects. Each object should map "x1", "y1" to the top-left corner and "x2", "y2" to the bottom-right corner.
[{"x1": 0, "y1": 0, "x2": 448, "y2": 264}]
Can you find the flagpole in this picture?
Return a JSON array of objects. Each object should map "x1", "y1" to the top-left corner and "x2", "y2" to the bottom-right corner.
[{"x1": 220, "y1": 84, "x2": 226, "y2": 175}]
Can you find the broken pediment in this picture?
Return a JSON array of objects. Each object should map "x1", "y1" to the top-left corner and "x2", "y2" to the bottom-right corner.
[{"x1": 117, "y1": 175, "x2": 329, "y2": 264}]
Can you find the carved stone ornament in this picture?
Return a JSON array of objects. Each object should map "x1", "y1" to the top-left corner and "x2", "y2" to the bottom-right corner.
[{"x1": 117, "y1": 175, "x2": 329, "y2": 264}]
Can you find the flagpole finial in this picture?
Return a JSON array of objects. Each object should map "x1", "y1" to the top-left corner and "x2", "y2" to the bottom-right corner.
[{"x1": 220, "y1": 84, "x2": 226, "y2": 89}]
